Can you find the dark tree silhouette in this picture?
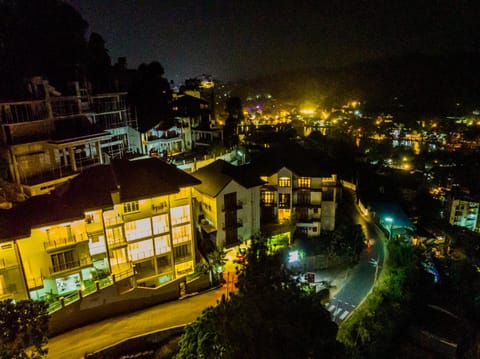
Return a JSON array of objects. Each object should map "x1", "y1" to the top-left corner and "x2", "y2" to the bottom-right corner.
[
  {"x1": 0, "y1": 299, "x2": 49, "y2": 358},
  {"x1": 176, "y1": 235, "x2": 345, "y2": 358},
  {"x1": 128, "y1": 61, "x2": 173, "y2": 133},
  {"x1": 86, "y1": 32, "x2": 113, "y2": 93},
  {"x1": 0, "y1": 0, "x2": 88, "y2": 98},
  {"x1": 223, "y1": 96, "x2": 244, "y2": 147}
]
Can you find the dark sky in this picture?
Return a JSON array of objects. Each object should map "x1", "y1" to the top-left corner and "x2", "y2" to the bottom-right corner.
[{"x1": 68, "y1": 0, "x2": 480, "y2": 82}]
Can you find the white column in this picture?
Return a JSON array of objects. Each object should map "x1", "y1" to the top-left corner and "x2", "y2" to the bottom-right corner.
[
  {"x1": 96, "y1": 142, "x2": 103, "y2": 164},
  {"x1": 68, "y1": 147, "x2": 77, "y2": 171}
]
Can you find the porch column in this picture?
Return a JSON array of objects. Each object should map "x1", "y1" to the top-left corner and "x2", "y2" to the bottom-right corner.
[
  {"x1": 96, "y1": 141, "x2": 104, "y2": 164},
  {"x1": 68, "y1": 147, "x2": 78, "y2": 171}
]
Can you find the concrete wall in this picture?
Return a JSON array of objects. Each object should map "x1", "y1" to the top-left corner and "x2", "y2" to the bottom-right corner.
[
  {"x1": 84, "y1": 325, "x2": 185, "y2": 359},
  {"x1": 48, "y1": 274, "x2": 211, "y2": 336}
]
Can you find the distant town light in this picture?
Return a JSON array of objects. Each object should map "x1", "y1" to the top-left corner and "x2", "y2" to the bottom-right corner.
[{"x1": 300, "y1": 108, "x2": 315, "y2": 115}]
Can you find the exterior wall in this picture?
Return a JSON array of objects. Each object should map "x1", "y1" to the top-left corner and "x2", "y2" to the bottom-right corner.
[
  {"x1": 0, "y1": 241, "x2": 29, "y2": 301},
  {"x1": 194, "y1": 181, "x2": 261, "y2": 249}
]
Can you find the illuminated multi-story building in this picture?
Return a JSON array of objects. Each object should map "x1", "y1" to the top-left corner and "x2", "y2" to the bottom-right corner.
[
  {"x1": 448, "y1": 196, "x2": 480, "y2": 232},
  {"x1": 251, "y1": 145, "x2": 341, "y2": 237},
  {"x1": 0, "y1": 78, "x2": 141, "y2": 197},
  {"x1": 0, "y1": 158, "x2": 200, "y2": 302},
  {"x1": 192, "y1": 159, "x2": 263, "y2": 248}
]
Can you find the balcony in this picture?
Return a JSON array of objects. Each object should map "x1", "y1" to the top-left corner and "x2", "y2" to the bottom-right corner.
[
  {"x1": 27, "y1": 275, "x2": 44, "y2": 290},
  {"x1": 107, "y1": 237, "x2": 128, "y2": 249},
  {"x1": 50, "y1": 257, "x2": 92, "y2": 275},
  {"x1": 222, "y1": 201, "x2": 243, "y2": 211},
  {"x1": 222, "y1": 219, "x2": 243, "y2": 230},
  {"x1": 44, "y1": 233, "x2": 88, "y2": 251},
  {"x1": 0, "y1": 258, "x2": 18, "y2": 271}
]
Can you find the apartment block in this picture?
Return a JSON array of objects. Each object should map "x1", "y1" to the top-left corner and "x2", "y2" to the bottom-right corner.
[
  {"x1": 0, "y1": 158, "x2": 200, "y2": 302},
  {"x1": 0, "y1": 78, "x2": 141, "y2": 197}
]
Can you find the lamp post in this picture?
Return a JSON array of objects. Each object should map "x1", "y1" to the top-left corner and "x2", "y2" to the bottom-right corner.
[
  {"x1": 384, "y1": 216, "x2": 394, "y2": 240},
  {"x1": 370, "y1": 257, "x2": 380, "y2": 284}
]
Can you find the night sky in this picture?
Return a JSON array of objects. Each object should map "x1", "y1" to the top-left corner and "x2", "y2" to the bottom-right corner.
[{"x1": 68, "y1": 0, "x2": 480, "y2": 82}]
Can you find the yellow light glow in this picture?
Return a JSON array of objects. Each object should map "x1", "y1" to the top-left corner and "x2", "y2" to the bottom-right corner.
[
  {"x1": 300, "y1": 108, "x2": 315, "y2": 115},
  {"x1": 320, "y1": 110, "x2": 330, "y2": 120}
]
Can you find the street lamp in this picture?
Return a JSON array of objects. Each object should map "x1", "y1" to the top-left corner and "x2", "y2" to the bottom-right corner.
[
  {"x1": 369, "y1": 257, "x2": 380, "y2": 284},
  {"x1": 384, "y1": 216, "x2": 394, "y2": 240}
]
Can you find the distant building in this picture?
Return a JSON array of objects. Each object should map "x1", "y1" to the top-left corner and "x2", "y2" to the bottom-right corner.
[
  {"x1": 0, "y1": 158, "x2": 200, "y2": 303},
  {"x1": 192, "y1": 159, "x2": 263, "y2": 248},
  {"x1": 172, "y1": 93, "x2": 223, "y2": 151},
  {"x1": 447, "y1": 196, "x2": 479, "y2": 232},
  {"x1": 0, "y1": 78, "x2": 141, "y2": 197}
]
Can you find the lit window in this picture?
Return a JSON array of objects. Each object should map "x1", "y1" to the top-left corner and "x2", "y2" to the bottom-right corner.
[
  {"x1": 128, "y1": 239, "x2": 154, "y2": 261},
  {"x1": 125, "y1": 218, "x2": 152, "y2": 241},
  {"x1": 123, "y1": 201, "x2": 139, "y2": 214},
  {"x1": 152, "y1": 214, "x2": 169, "y2": 234},
  {"x1": 170, "y1": 205, "x2": 191, "y2": 225},
  {"x1": 155, "y1": 235, "x2": 171, "y2": 254},
  {"x1": 172, "y1": 224, "x2": 192, "y2": 245},
  {"x1": 278, "y1": 177, "x2": 291, "y2": 187},
  {"x1": 297, "y1": 177, "x2": 311, "y2": 188},
  {"x1": 261, "y1": 191, "x2": 275, "y2": 205},
  {"x1": 106, "y1": 227, "x2": 124, "y2": 245},
  {"x1": 51, "y1": 250, "x2": 75, "y2": 272}
]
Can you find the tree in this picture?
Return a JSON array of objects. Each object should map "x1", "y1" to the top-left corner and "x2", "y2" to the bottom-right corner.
[
  {"x1": 128, "y1": 61, "x2": 173, "y2": 133},
  {"x1": 86, "y1": 32, "x2": 112, "y2": 93},
  {"x1": 0, "y1": 299, "x2": 49, "y2": 358},
  {"x1": 176, "y1": 234, "x2": 345, "y2": 358},
  {"x1": 223, "y1": 97, "x2": 244, "y2": 147},
  {"x1": 0, "y1": 0, "x2": 89, "y2": 98},
  {"x1": 196, "y1": 246, "x2": 227, "y2": 287}
]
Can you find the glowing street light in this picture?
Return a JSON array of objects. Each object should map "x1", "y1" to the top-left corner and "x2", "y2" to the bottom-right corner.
[
  {"x1": 288, "y1": 250, "x2": 300, "y2": 263},
  {"x1": 384, "y1": 216, "x2": 394, "y2": 240}
]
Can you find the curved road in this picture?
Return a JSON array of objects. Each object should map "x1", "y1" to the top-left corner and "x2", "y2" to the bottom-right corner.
[
  {"x1": 326, "y1": 190, "x2": 386, "y2": 323},
  {"x1": 47, "y1": 288, "x2": 227, "y2": 358},
  {"x1": 47, "y1": 189, "x2": 385, "y2": 357}
]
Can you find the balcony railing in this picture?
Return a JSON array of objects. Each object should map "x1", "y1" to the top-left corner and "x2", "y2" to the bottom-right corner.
[
  {"x1": 0, "y1": 258, "x2": 19, "y2": 272},
  {"x1": 50, "y1": 257, "x2": 92, "y2": 275},
  {"x1": 107, "y1": 237, "x2": 128, "y2": 248},
  {"x1": 44, "y1": 233, "x2": 87, "y2": 251},
  {"x1": 222, "y1": 201, "x2": 243, "y2": 211},
  {"x1": 27, "y1": 275, "x2": 44, "y2": 290}
]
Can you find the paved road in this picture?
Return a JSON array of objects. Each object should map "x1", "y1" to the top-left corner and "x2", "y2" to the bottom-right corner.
[
  {"x1": 325, "y1": 190, "x2": 386, "y2": 324},
  {"x1": 47, "y1": 287, "x2": 226, "y2": 358}
]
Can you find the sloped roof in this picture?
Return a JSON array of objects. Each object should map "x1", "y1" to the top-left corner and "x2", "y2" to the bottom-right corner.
[
  {"x1": 248, "y1": 143, "x2": 336, "y2": 178},
  {"x1": 192, "y1": 159, "x2": 264, "y2": 198},
  {"x1": 0, "y1": 158, "x2": 201, "y2": 241},
  {"x1": 112, "y1": 158, "x2": 201, "y2": 202}
]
